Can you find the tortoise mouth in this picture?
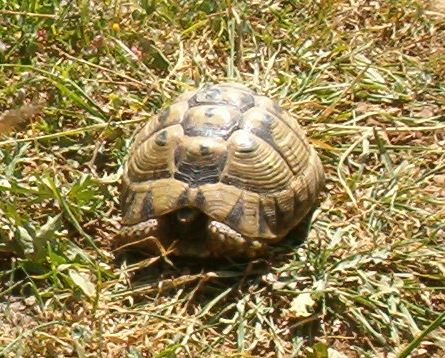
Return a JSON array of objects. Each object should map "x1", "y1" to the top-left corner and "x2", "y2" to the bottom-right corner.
[{"x1": 117, "y1": 210, "x2": 267, "y2": 258}]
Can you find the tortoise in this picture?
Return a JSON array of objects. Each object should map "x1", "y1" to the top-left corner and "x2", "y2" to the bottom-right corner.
[{"x1": 117, "y1": 83, "x2": 324, "y2": 258}]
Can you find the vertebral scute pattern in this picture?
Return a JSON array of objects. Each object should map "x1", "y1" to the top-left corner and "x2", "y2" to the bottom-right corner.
[
  {"x1": 221, "y1": 130, "x2": 294, "y2": 192},
  {"x1": 119, "y1": 83, "x2": 325, "y2": 257}
]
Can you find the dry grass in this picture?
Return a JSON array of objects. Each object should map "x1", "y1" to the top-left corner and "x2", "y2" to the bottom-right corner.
[{"x1": 0, "y1": 0, "x2": 444, "y2": 357}]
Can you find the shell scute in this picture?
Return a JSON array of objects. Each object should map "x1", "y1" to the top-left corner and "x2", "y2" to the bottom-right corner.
[{"x1": 189, "y1": 83, "x2": 255, "y2": 112}]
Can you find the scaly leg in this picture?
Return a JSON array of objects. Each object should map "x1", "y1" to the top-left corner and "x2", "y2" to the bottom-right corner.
[
  {"x1": 207, "y1": 221, "x2": 267, "y2": 258},
  {"x1": 117, "y1": 219, "x2": 169, "y2": 254}
]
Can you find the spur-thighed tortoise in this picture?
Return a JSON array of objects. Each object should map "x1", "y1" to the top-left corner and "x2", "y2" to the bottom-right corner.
[{"x1": 118, "y1": 83, "x2": 324, "y2": 258}]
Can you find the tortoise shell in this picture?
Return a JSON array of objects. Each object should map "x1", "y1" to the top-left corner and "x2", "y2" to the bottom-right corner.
[{"x1": 118, "y1": 83, "x2": 324, "y2": 258}]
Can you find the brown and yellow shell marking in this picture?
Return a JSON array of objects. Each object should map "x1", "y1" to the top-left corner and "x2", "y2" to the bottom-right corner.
[{"x1": 118, "y1": 83, "x2": 325, "y2": 258}]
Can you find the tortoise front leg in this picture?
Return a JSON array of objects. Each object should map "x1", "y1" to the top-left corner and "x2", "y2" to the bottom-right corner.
[
  {"x1": 117, "y1": 219, "x2": 169, "y2": 254},
  {"x1": 207, "y1": 221, "x2": 267, "y2": 258}
]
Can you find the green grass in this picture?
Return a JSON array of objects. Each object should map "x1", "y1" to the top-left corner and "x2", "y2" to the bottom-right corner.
[{"x1": 1, "y1": 0, "x2": 444, "y2": 356}]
